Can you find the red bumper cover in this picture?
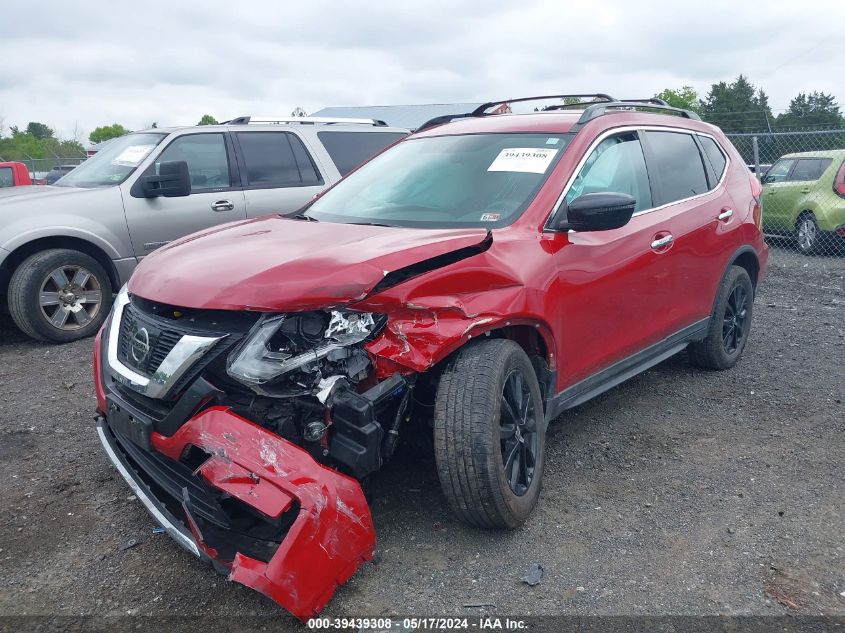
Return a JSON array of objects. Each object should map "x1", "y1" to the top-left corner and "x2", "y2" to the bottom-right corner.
[{"x1": 148, "y1": 407, "x2": 375, "y2": 619}]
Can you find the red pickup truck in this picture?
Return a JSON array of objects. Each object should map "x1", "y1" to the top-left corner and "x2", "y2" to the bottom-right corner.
[{"x1": 0, "y1": 162, "x2": 33, "y2": 187}]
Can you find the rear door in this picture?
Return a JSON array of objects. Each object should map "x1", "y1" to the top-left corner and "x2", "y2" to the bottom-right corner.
[
  {"x1": 121, "y1": 132, "x2": 246, "y2": 258},
  {"x1": 639, "y1": 129, "x2": 740, "y2": 331},
  {"x1": 232, "y1": 131, "x2": 326, "y2": 217}
]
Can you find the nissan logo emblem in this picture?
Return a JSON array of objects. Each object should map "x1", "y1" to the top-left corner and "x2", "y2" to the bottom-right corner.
[{"x1": 130, "y1": 326, "x2": 151, "y2": 364}]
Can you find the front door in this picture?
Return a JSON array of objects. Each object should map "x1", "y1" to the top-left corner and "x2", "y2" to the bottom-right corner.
[
  {"x1": 549, "y1": 130, "x2": 678, "y2": 387},
  {"x1": 761, "y1": 157, "x2": 799, "y2": 231},
  {"x1": 121, "y1": 132, "x2": 246, "y2": 258}
]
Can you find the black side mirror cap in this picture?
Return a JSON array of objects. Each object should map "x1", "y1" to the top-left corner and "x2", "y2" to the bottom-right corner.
[
  {"x1": 139, "y1": 161, "x2": 191, "y2": 198},
  {"x1": 553, "y1": 192, "x2": 636, "y2": 232}
]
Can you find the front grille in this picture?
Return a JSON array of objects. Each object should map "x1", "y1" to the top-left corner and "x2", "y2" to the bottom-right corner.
[{"x1": 117, "y1": 305, "x2": 184, "y2": 376}]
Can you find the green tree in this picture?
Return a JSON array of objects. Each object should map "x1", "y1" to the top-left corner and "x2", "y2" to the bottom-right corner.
[
  {"x1": 290, "y1": 107, "x2": 307, "y2": 117},
  {"x1": 89, "y1": 123, "x2": 129, "y2": 144},
  {"x1": 775, "y1": 92, "x2": 844, "y2": 130},
  {"x1": 25, "y1": 122, "x2": 54, "y2": 140},
  {"x1": 700, "y1": 75, "x2": 773, "y2": 133},
  {"x1": 654, "y1": 87, "x2": 702, "y2": 115},
  {"x1": 197, "y1": 114, "x2": 218, "y2": 125}
]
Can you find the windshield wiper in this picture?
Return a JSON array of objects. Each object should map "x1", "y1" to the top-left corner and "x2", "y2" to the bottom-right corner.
[
  {"x1": 291, "y1": 213, "x2": 318, "y2": 222},
  {"x1": 345, "y1": 221, "x2": 393, "y2": 228}
]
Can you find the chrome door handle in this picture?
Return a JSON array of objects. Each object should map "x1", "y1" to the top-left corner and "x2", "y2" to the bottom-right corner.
[
  {"x1": 651, "y1": 235, "x2": 674, "y2": 249},
  {"x1": 211, "y1": 200, "x2": 234, "y2": 212},
  {"x1": 718, "y1": 209, "x2": 734, "y2": 221}
]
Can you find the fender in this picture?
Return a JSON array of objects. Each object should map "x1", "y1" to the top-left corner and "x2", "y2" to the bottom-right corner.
[{"x1": 1, "y1": 225, "x2": 127, "y2": 261}]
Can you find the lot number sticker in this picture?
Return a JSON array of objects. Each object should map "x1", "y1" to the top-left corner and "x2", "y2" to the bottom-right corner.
[
  {"x1": 488, "y1": 148, "x2": 558, "y2": 174},
  {"x1": 112, "y1": 145, "x2": 155, "y2": 166}
]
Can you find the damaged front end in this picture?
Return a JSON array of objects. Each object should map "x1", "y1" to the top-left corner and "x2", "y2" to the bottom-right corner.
[{"x1": 94, "y1": 289, "x2": 413, "y2": 619}]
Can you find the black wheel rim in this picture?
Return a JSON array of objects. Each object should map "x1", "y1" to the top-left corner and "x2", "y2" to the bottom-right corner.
[
  {"x1": 499, "y1": 369, "x2": 539, "y2": 496},
  {"x1": 722, "y1": 284, "x2": 749, "y2": 355}
]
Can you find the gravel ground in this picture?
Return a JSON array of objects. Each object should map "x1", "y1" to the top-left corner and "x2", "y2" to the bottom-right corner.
[{"x1": 0, "y1": 245, "x2": 843, "y2": 627}]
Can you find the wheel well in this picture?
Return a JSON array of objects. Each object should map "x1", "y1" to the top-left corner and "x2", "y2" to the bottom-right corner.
[
  {"x1": 480, "y1": 324, "x2": 553, "y2": 400},
  {"x1": 732, "y1": 250, "x2": 760, "y2": 289},
  {"x1": 795, "y1": 209, "x2": 816, "y2": 227},
  {"x1": 0, "y1": 237, "x2": 119, "y2": 303}
]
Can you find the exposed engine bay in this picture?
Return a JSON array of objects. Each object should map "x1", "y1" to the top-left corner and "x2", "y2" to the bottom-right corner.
[{"x1": 220, "y1": 309, "x2": 412, "y2": 479}]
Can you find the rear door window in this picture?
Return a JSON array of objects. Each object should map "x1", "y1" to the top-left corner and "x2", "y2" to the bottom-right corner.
[
  {"x1": 155, "y1": 133, "x2": 231, "y2": 190},
  {"x1": 642, "y1": 131, "x2": 709, "y2": 205},
  {"x1": 0, "y1": 167, "x2": 13, "y2": 188},
  {"x1": 318, "y1": 131, "x2": 407, "y2": 176},
  {"x1": 236, "y1": 132, "x2": 323, "y2": 187},
  {"x1": 789, "y1": 158, "x2": 832, "y2": 182}
]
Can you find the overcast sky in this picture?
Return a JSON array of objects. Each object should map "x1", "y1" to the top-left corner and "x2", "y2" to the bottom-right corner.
[{"x1": 1, "y1": 0, "x2": 843, "y2": 143}]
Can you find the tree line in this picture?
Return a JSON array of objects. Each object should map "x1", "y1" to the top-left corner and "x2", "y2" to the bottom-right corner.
[{"x1": 655, "y1": 75, "x2": 844, "y2": 133}]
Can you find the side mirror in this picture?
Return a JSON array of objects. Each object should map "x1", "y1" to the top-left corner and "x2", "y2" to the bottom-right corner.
[
  {"x1": 553, "y1": 192, "x2": 636, "y2": 232},
  {"x1": 139, "y1": 161, "x2": 191, "y2": 198}
]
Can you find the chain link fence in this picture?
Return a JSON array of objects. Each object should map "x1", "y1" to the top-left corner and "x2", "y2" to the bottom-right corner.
[
  {"x1": 725, "y1": 129, "x2": 845, "y2": 259},
  {"x1": 0, "y1": 153, "x2": 87, "y2": 181}
]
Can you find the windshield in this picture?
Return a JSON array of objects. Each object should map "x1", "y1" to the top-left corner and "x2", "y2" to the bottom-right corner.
[
  {"x1": 55, "y1": 133, "x2": 167, "y2": 188},
  {"x1": 306, "y1": 133, "x2": 574, "y2": 228}
]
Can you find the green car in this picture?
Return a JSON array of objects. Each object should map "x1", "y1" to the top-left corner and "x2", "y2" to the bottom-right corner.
[{"x1": 762, "y1": 149, "x2": 845, "y2": 254}]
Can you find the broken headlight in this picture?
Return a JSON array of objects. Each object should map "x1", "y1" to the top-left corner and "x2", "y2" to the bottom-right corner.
[{"x1": 226, "y1": 310, "x2": 382, "y2": 389}]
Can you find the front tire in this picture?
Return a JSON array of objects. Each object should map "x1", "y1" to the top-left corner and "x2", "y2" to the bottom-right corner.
[
  {"x1": 433, "y1": 339, "x2": 546, "y2": 529},
  {"x1": 688, "y1": 266, "x2": 753, "y2": 370},
  {"x1": 8, "y1": 249, "x2": 112, "y2": 343}
]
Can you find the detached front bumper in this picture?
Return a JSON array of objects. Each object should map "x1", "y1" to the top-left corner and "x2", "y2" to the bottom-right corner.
[{"x1": 96, "y1": 406, "x2": 376, "y2": 620}]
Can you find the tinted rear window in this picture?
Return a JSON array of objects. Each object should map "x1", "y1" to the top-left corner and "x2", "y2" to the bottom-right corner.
[
  {"x1": 789, "y1": 158, "x2": 832, "y2": 182},
  {"x1": 699, "y1": 136, "x2": 727, "y2": 183},
  {"x1": 644, "y1": 131, "x2": 709, "y2": 204},
  {"x1": 236, "y1": 132, "x2": 322, "y2": 187},
  {"x1": 318, "y1": 131, "x2": 407, "y2": 176}
]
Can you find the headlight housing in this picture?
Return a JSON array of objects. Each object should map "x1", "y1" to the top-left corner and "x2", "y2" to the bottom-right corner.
[{"x1": 227, "y1": 310, "x2": 381, "y2": 388}]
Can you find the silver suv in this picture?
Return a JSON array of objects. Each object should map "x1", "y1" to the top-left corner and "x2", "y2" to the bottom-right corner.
[{"x1": 0, "y1": 117, "x2": 407, "y2": 342}]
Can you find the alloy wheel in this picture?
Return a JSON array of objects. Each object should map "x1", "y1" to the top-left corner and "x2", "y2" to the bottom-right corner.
[
  {"x1": 797, "y1": 217, "x2": 817, "y2": 253},
  {"x1": 39, "y1": 265, "x2": 103, "y2": 331},
  {"x1": 722, "y1": 284, "x2": 749, "y2": 355},
  {"x1": 499, "y1": 369, "x2": 539, "y2": 496}
]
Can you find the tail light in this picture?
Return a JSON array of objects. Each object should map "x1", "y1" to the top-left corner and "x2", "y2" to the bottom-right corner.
[
  {"x1": 834, "y1": 161, "x2": 845, "y2": 198},
  {"x1": 750, "y1": 174, "x2": 763, "y2": 230}
]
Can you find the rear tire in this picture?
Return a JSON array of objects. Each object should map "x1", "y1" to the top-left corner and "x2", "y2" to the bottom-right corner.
[
  {"x1": 795, "y1": 212, "x2": 820, "y2": 255},
  {"x1": 8, "y1": 249, "x2": 112, "y2": 343},
  {"x1": 433, "y1": 339, "x2": 546, "y2": 529},
  {"x1": 688, "y1": 266, "x2": 753, "y2": 370}
]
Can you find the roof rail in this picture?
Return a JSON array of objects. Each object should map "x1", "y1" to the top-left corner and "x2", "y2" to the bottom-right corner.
[
  {"x1": 223, "y1": 116, "x2": 389, "y2": 127},
  {"x1": 471, "y1": 94, "x2": 616, "y2": 116},
  {"x1": 576, "y1": 100, "x2": 701, "y2": 124},
  {"x1": 415, "y1": 94, "x2": 700, "y2": 132}
]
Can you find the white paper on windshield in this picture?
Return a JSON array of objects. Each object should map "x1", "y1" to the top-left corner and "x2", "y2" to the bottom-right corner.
[
  {"x1": 112, "y1": 145, "x2": 155, "y2": 166},
  {"x1": 487, "y1": 148, "x2": 558, "y2": 174}
]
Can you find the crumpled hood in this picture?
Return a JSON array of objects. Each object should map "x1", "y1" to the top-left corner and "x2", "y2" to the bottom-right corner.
[{"x1": 128, "y1": 215, "x2": 490, "y2": 311}]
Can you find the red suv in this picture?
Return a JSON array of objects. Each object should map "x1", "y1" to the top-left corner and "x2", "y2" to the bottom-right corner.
[{"x1": 92, "y1": 95, "x2": 767, "y2": 619}]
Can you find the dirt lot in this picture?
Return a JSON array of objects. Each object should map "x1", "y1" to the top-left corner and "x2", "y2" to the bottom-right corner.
[{"x1": 0, "y1": 245, "x2": 843, "y2": 627}]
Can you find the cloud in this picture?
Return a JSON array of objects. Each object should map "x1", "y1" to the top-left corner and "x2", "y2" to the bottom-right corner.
[{"x1": 0, "y1": 0, "x2": 843, "y2": 142}]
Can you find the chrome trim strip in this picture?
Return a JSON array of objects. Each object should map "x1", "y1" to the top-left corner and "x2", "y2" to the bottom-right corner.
[
  {"x1": 106, "y1": 289, "x2": 224, "y2": 399},
  {"x1": 96, "y1": 423, "x2": 200, "y2": 558},
  {"x1": 545, "y1": 124, "x2": 732, "y2": 231}
]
